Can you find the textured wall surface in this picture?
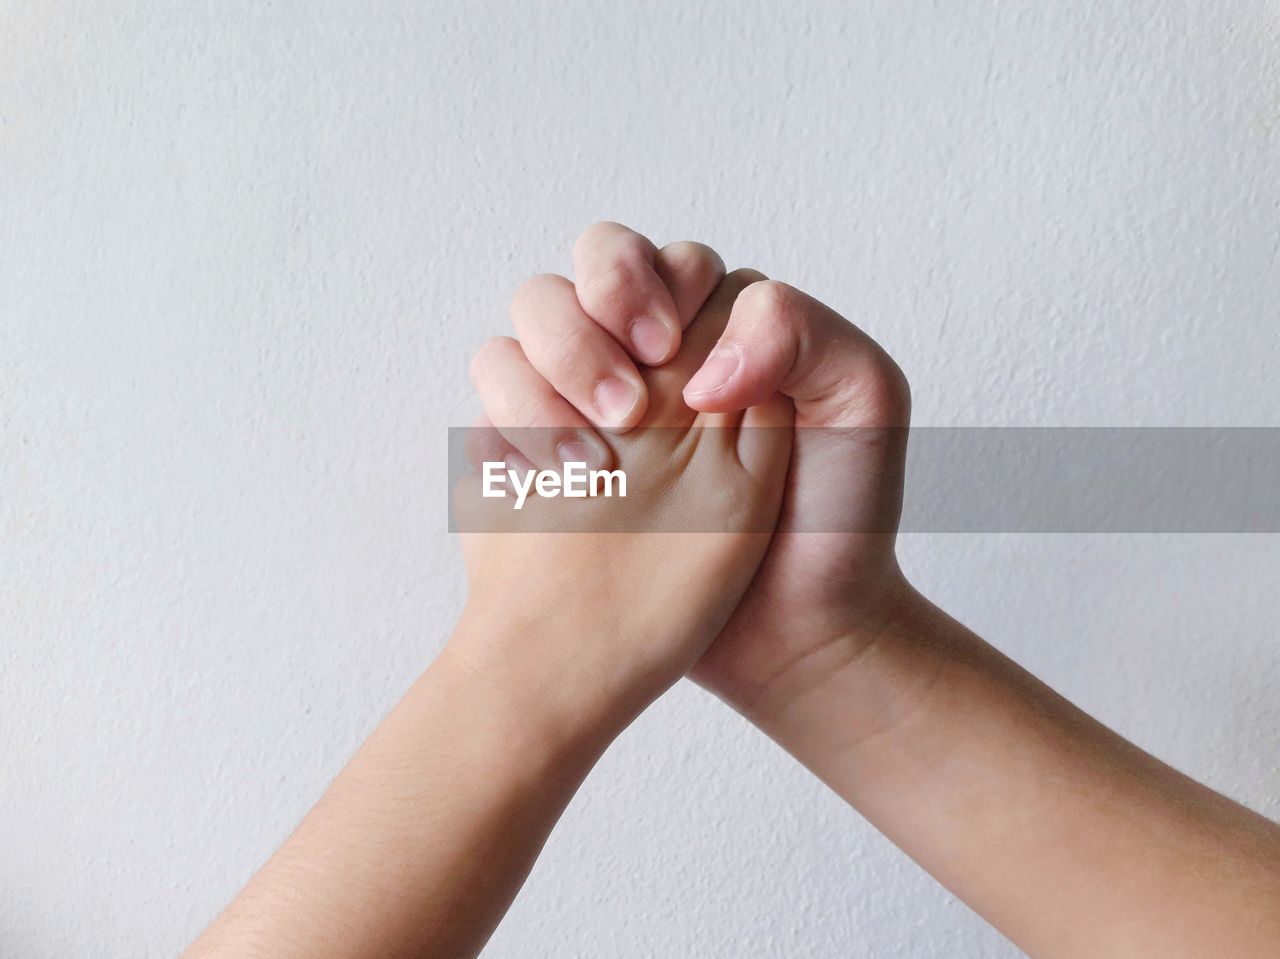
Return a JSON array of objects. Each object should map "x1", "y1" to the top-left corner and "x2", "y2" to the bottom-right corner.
[{"x1": 4, "y1": 2, "x2": 1279, "y2": 956}]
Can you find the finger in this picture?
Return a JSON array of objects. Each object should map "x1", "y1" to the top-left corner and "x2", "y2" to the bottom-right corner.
[
  {"x1": 463, "y1": 413, "x2": 514, "y2": 471},
  {"x1": 683, "y1": 280, "x2": 909, "y2": 538},
  {"x1": 642, "y1": 268, "x2": 767, "y2": 426},
  {"x1": 510, "y1": 273, "x2": 649, "y2": 432},
  {"x1": 572, "y1": 221, "x2": 682, "y2": 365},
  {"x1": 674, "y1": 268, "x2": 767, "y2": 371},
  {"x1": 469, "y1": 336, "x2": 613, "y2": 470},
  {"x1": 681, "y1": 280, "x2": 910, "y2": 428},
  {"x1": 736, "y1": 392, "x2": 794, "y2": 481},
  {"x1": 653, "y1": 241, "x2": 726, "y2": 330}
]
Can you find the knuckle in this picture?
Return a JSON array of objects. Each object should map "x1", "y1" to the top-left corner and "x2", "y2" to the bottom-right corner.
[
  {"x1": 661, "y1": 241, "x2": 726, "y2": 280},
  {"x1": 469, "y1": 336, "x2": 519, "y2": 384},
  {"x1": 555, "y1": 324, "x2": 601, "y2": 369},
  {"x1": 510, "y1": 272, "x2": 565, "y2": 319},
  {"x1": 573, "y1": 220, "x2": 629, "y2": 260},
  {"x1": 741, "y1": 278, "x2": 797, "y2": 317},
  {"x1": 579, "y1": 261, "x2": 644, "y2": 319},
  {"x1": 862, "y1": 354, "x2": 912, "y2": 421},
  {"x1": 885, "y1": 361, "x2": 913, "y2": 413},
  {"x1": 734, "y1": 278, "x2": 912, "y2": 424},
  {"x1": 612, "y1": 231, "x2": 654, "y2": 262},
  {"x1": 529, "y1": 319, "x2": 596, "y2": 375},
  {"x1": 726, "y1": 268, "x2": 769, "y2": 289}
]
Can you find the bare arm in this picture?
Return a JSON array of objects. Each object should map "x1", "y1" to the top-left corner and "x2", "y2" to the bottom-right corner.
[
  {"x1": 184, "y1": 632, "x2": 611, "y2": 959},
  {"x1": 525, "y1": 223, "x2": 1280, "y2": 957},
  {"x1": 743, "y1": 583, "x2": 1280, "y2": 957},
  {"x1": 182, "y1": 249, "x2": 788, "y2": 959},
  {"x1": 685, "y1": 278, "x2": 1280, "y2": 956}
]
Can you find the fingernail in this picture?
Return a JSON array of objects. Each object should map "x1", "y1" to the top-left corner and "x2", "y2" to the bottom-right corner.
[
  {"x1": 629, "y1": 315, "x2": 674, "y2": 365},
  {"x1": 593, "y1": 377, "x2": 639, "y2": 427},
  {"x1": 557, "y1": 435, "x2": 609, "y2": 470},
  {"x1": 684, "y1": 346, "x2": 741, "y2": 397}
]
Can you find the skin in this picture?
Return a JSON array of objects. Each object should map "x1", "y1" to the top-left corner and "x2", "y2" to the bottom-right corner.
[
  {"x1": 183, "y1": 263, "x2": 791, "y2": 959},
  {"x1": 185, "y1": 223, "x2": 1280, "y2": 959}
]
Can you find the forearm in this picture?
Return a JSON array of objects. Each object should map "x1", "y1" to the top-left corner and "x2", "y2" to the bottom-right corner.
[
  {"x1": 184, "y1": 620, "x2": 614, "y2": 959},
  {"x1": 745, "y1": 586, "x2": 1280, "y2": 957}
]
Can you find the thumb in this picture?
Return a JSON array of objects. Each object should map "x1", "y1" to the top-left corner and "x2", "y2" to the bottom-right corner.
[
  {"x1": 683, "y1": 280, "x2": 909, "y2": 538},
  {"x1": 681, "y1": 280, "x2": 910, "y2": 430}
]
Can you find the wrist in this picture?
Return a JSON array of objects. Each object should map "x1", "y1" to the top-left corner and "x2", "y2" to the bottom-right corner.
[
  {"x1": 441, "y1": 603, "x2": 644, "y2": 757},
  {"x1": 736, "y1": 584, "x2": 948, "y2": 754}
]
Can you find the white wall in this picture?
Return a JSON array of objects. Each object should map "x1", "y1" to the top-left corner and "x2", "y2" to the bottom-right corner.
[{"x1": 4, "y1": 2, "x2": 1278, "y2": 956}]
